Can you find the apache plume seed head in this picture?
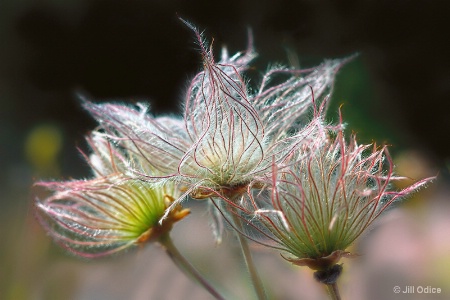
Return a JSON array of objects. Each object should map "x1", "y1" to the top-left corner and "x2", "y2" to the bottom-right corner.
[
  {"x1": 177, "y1": 23, "x2": 346, "y2": 201},
  {"x1": 35, "y1": 133, "x2": 189, "y2": 258},
  {"x1": 249, "y1": 123, "x2": 433, "y2": 271}
]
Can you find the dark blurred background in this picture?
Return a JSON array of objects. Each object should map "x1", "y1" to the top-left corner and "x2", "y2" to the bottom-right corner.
[{"x1": 1, "y1": 1, "x2": 450, "y2": 299}]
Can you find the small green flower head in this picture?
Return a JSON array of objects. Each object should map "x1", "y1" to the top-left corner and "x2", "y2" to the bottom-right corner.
[
  {"x1": 250, "y1": 125, "x2": 433, "y2": 271},
  {"x1": 36, "y1": 176, "x2": 189, "y2": 258},
  {"x1": 35, "y1": 133, "x2": 189, "y2": 258}
]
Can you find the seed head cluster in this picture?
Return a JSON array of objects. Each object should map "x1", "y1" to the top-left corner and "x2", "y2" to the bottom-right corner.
[{"x1": 35, "y1": 22, "x2": 432, "y2": 265}]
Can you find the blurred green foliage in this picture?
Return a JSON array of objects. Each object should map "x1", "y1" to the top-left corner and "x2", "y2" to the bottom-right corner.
[{"x1": 328, "y1": 58, "x2": 402, "y2": 148}]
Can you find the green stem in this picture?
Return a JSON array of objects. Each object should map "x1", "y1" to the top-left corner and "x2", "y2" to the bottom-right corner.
[
  {"x1": 326, "y1": 282, "x2": 341, "y2": 300},
  {"x1": 159, "y1": 234, "x2": 225, "y2": 300},
  {"x1": 230, "y1": 210, "x2": 267, "y2": 300}
]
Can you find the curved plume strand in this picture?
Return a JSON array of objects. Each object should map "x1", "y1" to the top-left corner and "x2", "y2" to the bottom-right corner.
[{"x1": 254, "y1": 58, "x2": 347, "y2": 142}]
